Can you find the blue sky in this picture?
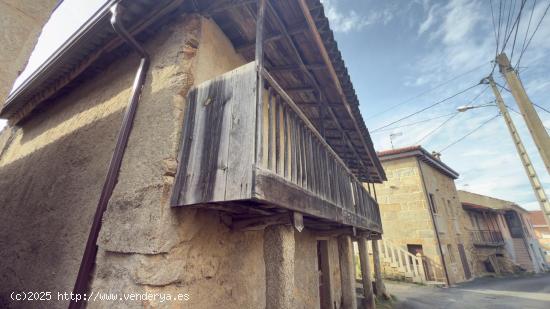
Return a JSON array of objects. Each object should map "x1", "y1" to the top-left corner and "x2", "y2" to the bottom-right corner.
[
  {"x1": 1, "y1": 0, "x2": 549, "y2": 210},
  {"x1": 322, "y1": 0, "x2": 550, "y2": 210}
]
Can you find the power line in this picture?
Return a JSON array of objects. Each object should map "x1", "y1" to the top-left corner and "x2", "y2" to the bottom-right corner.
[
  {"x1": 502, "y1": 0, "x2": 514, "y2": 51},
  {"x1": 491, "y1": 0, "x2": 504, "y2": 73},
  {"x1": 508, "y1": 105, "x2": 550, "y2": 130},
  {"x1": 509, "y1": 0, "x2": 527, "y2": 62},
  {"x1": 366, "y1": 62, "x2": 489, "y2": 120},
  {"x1": 415, "y1": 113, "x2": 460, "y2": 145},
  {"x1": 516, "y1": 0, "x2": 550, "y2": 69},
  {"x1": 373, "y1": 83, "x2": 481, "y2": 132},
  {"x1": 534, "y1": 103, "x2": 550, "y2": 114},
  {"x1": 371, "y1": 112, "x2": 459, "y2": 134},
  {"x1": 516, "y1": 0, "x2": 537, "y2": 70},
  {"x1": 439, "y1": 114, "x2": 501, "y2": 153},
  {"x1": 501, "y1": 0, "x2": 527, "y2": 55},
  {"x1": 490, "y1": 0, "x2": 501, "y2": 57}
]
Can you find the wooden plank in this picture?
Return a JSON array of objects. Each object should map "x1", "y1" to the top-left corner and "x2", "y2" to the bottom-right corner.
[
  {"x1": 283, "y1": 104, "x2": 289, "y2": 179},
  {"x1": 275, "y1": 95, "x2": 281, "y2": 174},
  {"x1": 225, "y1": 62, "x2": 258, "y2": 200},
  {"x1": 267, "y1": 89, "x2": 274, "y2": 170},
  {"x1": 171, "y1": 88, "x2": 198, "y2": 206},
  {"x1": 300, "y1": 123, "x2": 308, "y2": 190},
  {"x1": 173, "y1": 63, "x2": 256, "y2": 206},
  {"x1": 253, "y1": 168, "x2": 379, "y2": 231},
  {"x1": 290, "y1": 112, "x2": 297, "y2": 184}
]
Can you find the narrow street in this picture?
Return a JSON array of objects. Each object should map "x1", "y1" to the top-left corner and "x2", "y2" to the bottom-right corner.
[{"x1": 387, "y1": 273, "x2": 550, "y2": 309}]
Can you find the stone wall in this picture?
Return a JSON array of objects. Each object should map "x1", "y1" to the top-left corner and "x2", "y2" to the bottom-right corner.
[
  {"x1": 0, "y1": 13, "x2": 341, "y2": 308},
  {"x1": 374, "y1": 157, "x2": 444, "y2": 281},
  {"x1": 0, "y1": 0, "x2": 57, "y2": 102},
  {"x1": 418, "y1": 160, "x2": 470, "y2": 284}
]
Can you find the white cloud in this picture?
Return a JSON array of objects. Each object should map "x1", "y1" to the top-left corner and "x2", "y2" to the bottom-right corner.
[
  {"x1": 321, "y1": 0, "x2": 394, "y2": 33},
  {"x1": 418, "y1": 4, "x2": 438, "y2": 35}
]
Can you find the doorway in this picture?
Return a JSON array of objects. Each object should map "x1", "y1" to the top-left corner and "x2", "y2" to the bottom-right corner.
[
  {"x1": 457, "y1": 244, "x2": 472, "y2": 279},
  {"x1": 317, "y1": 240, "x2": 332, "y2": 309},
  {"x1": 407, "y1": 244, "x2": 431, "y2": 280}
]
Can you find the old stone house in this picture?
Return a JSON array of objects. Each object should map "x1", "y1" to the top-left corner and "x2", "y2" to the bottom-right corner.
[
  {"x1": 458, "y1": 190, "x2": 548, "y2": 274},
  {"x1": 374, "y1": 146, "x2": 470, "y2": 285},
  {"x1": 0, "y1": 0, "x2": 389, "y2": 308},
  {"x1": 529, "y1": 210, "x2": 550, "y2": 263}
]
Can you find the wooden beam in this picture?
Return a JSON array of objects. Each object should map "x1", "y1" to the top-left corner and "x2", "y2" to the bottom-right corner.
[
  {"x1": 315, "y1": 227, "x2": 355, "y2": 237},
  {"x1": 254, "y1": 0, "x2": 266, "y2": 171},
  {"x1": 203, "y1": 0, "x2": 256, "y2": 16},
  {"x1": 235, "y1": 24, "x2": 309, "y2": 53},
  {"x1": 297, "y1": 0, "x2": 381, "y2": 180},
  {"x1": 231, "y1": 213, "x2": 290, "y2": 230},
  {"x1": 285, "y1": 86, "x2": 315, "y2": 93},
  {"x1": 269, "y1": 62, "x2": 325, "y2": 73}
]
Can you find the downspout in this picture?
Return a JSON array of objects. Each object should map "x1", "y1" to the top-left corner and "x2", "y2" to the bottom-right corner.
[
  {"x1": 69, "y1": 4, "x2": 150, "y2": 308},
  {"x1": 417, "y1": 159, "x2": 451, "y2": 287}
]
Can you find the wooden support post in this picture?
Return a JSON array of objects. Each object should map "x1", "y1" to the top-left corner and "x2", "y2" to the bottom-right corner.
[
  {"x1": 337, "y1": 235, "x2": 357, "y2": 309},
  {"x1": 371, "y1": 239, "x2": 388, "y2": 299},
  {"x1": 358, "y1": 237, "x2": 375, "y2": 309},
  {"x1": 264, "y1": 224, "x2": 295, "y2": 309}
]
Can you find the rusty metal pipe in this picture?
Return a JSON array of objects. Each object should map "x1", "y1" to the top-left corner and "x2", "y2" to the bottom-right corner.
[{"x1": 69, "y1": 4, "x2": 150, "y2": 308}]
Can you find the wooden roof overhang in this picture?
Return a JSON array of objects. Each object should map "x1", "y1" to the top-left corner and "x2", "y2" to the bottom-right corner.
[
  {"x1": 462, "y1": 202, "x2": 500, "y2": 214},
  {"x1": 0, "y1": 0, "x2": 386, "y2": 183}
]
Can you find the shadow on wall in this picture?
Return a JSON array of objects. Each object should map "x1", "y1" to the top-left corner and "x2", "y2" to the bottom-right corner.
[{"x1": 0, "y1": 109, "x2": 125, "y2": 307}]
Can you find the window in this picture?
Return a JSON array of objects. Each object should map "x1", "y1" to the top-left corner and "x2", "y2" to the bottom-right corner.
[
  {"x1": 429, "y1": 194, "x2": 437, "y2": 213},
  {"x1": 447, "y1": 244, "x2": 455, "y2": 263}
]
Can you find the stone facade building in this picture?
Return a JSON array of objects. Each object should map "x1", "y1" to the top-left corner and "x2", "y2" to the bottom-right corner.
[
  {"x1": 459, "y1": 191, "x2": 548, "y2": 274},
  {"x1": 0, "y1": 1, "x2": 388, "y2": 308},
  {"x1": 374, "y1": 146, "x2": 470, "y2": 285}
]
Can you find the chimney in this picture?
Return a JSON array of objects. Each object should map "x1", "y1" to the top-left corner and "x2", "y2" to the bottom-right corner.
[{"x1": 431, "y1": 151, "x2": 441, "y2": 160}]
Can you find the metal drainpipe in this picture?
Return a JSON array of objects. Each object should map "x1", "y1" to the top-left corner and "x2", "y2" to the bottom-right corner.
[{"x1": 69, "y1": 4, "x2": 150, "y2": 308}]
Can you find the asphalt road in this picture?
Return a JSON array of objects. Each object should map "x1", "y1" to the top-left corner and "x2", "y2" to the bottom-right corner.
[{"x1": 387, "y1": 273, "x2": 550, "y2": 309}]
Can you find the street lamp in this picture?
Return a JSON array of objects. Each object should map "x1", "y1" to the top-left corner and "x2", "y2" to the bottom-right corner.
[{"x1": 456, "y1": 102, "x2": 497, "y2": 113}]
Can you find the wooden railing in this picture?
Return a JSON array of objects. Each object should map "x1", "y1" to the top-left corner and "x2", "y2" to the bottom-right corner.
[
  {"x1": 171, "y1": 62, "x2": 381, "y2": 232},
  {"x1": 471, "y1": 229, "x2": 505, "y2": 246},
  {"x1": 259, "y1": 69, "x2": 382, "y2": 232}
]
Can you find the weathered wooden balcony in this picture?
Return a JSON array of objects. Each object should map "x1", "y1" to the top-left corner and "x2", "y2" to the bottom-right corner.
[
  {"x1": 171, "y1": 62, "x2": 382, "y2": 233},
  {"x1": 471, "y1": 229, "x2": 505, "y2": 247}
]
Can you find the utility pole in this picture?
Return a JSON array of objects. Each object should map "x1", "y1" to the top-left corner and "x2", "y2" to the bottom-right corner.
[
  {"x1": 497, "y1": 53, "x2": 550, "y2": 175},
  {"x1": 485, "y1": 76, "x2": 550, "y2": 226}
]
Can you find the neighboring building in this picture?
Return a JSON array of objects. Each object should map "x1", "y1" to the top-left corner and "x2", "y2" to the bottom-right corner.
[
  {"x1": 459, "y1": 190, "x2": 547, "y2": 273},
  {"x1": 0, "y1": 1, "x2": 387, "y2": 308},
  {"x1": 529, "y1": 210, "x2": 550, "y2": 263},
  {"x1": 375, "y1": 146, "x2": 470, "y2": 285},
  {"x1": 459, "y1": 202, "x2": 516, "y2": 276}
]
